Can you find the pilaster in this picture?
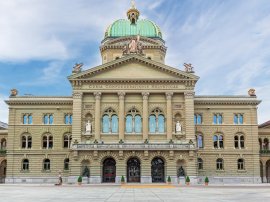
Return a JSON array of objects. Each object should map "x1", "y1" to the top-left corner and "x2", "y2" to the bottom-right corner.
[
  {"x1": 166, "y1": 92, "x2": 173, "y2": 141},
  {"x1": 184, "y1": 91, "x2": 195, "y2": 141},
  {"x1": 94, "y1": 92, "x2": 102, "y2": 141},
  {"x1": 118, "y1": 92, "x2": 126, "y2": 141},
  {"x1": 142, "y1": 92, "x2": 150, "y2": 141},
  {"x1": 72, "y1": 92, "x2": 83, "y2": 143}
]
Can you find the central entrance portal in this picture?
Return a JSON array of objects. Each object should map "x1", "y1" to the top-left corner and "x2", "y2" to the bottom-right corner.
[
  {"x1": 151, "y1": 157, "x2": 165, "y2": 183},
  {"x1": 103, "y1": 158, "x2": 116, "y2": 183},
  {"x1": 127, "y1": 158, "x2": 141, "y2": 183}
]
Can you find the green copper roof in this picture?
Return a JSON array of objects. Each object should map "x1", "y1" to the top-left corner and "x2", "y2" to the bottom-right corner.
[{"x1": 105, "y1": 19, "x2": 162, "y2": 39}]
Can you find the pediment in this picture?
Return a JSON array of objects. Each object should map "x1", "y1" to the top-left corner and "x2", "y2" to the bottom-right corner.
[{"x1": 68, "y1": 55, "x2": 199, "y2": 82}]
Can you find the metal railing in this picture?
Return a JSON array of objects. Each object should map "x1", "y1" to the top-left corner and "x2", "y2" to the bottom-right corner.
[
  {"x1": 260, "y1": 150, "x2": 270, "y2": 154},
  {"x1": 0, "y1": 149, "x2": 6, "y2": 155}
]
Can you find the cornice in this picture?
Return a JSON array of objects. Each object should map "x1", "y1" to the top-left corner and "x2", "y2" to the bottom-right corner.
[
  {"x1": 5, "y1": 97, "x2": 73, "y2": 105},
  {"x1": 101, "y1": 36, "x2": 165, "y2": 46},
  {"x1": 194, "y1": 96, "x2": 261, "y2": 105}
]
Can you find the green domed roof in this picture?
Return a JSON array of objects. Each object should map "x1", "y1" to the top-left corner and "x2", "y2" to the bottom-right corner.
[{"x1": 105, "y1": 19, "x2": 162, "y2": 39}]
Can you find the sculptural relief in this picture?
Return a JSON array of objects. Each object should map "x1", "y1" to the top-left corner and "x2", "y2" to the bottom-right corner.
[
  {"x1": 72, "y1": 63, "x2": 83, "y2": 73},
  {"x1": 175, "y1": 121, "x2": 182, "y2": 133},
  {"x1": 123, "y1": 35, "x2": 144, "y2": 55},
  {"x1": 85, "y1": 120, "x2": 92, "y2": 134}
]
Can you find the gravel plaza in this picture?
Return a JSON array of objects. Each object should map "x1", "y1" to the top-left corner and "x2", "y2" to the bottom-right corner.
[{"x1": 0, "y1": 184, "x2": 270, "y2": 202}]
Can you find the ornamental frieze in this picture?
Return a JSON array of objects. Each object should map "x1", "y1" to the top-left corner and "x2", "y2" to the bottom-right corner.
[{"x1": 87, "y1": 84, "x2": 185, "y2": 90}]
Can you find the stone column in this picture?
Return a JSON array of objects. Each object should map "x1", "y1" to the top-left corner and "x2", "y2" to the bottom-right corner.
[
  {"x1": 118, "y1": 92, "x2": 126, "y2": 141},
  {"x1": 72, "y1": 92, "x2": 83, "y2": 143},
  {"x1": 184, "y1": 91, "x2": 195, "y2": 141},
  {"x1": 142, "y1": 92, "x2": 150, "y2": 141},
  {"x1": 94, "y1": 92, "x2": 102, "y2": 141},
  {"x1": 166, "y1": 92, "x2": 173, "y2": 141}
]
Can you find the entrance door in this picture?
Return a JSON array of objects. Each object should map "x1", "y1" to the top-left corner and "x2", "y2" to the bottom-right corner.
[
  {"x1": 151, "y1": 157, "x2": 165, "y2": 183},
  {"x1": 0, "y1": 160, "x2": 6, "y2": 184},
  {"x1": 127, "y1": 158, "x2": 140, "y2": 183},
  {"x1": 103, "y1": 158, "x2": 116, "y2": 183},
  {"x1": 266, "y1": 160, "x2": 270, "y2": 183}
]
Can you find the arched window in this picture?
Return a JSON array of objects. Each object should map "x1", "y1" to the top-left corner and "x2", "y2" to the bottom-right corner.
[
  {"x1": 22, "y1": 159, "x2": 29, "y2": 171},
  {"x1": 196, "y1": 134, "x2": 203, "y2": 148},
  {"x1": 63, "y1": 134, "x2": 72, "y2": 148},
  {"x1": 216, "y1": 158, "x2": 224, "y2": 170},
  {"x1": 42, "y1": 134, "x2": 53, "y2": 149},
  {"x1": 64, "y1": 158, "x2": 69, "y2": 170},
  {"x1": 125, "y1": 108, "x2": 142, "y2": 134},
  {"x1": 235, "y1": 134, "x2": 245, "y2": 149},
  {"x1": 238, "y1": 159, "x2": 245, "y2": 170},
  {"x1": 102, "y1": 108, "x2": 118, "y2": 133},
  {"x1": 111, "y1": 115, "x2": 118, "y2": 133},
  {"x1": 21, "y1": 135, "x2": 32, "y2": 149},
  {"x1": 149, "y1": 108, "x2": 165, "y2": 134},
  {"x1": 198, "y1": 158, "x2": 203, "y2": 170},
  {"x1": 0, "y1": 138, "x2": 7, "y2": 149},
  {"x1": 43, "y1": 159, "x2": 50, "y2": 171},
  {"x1": 213, "y1": 134, "x2": 224, "y2": 149}
]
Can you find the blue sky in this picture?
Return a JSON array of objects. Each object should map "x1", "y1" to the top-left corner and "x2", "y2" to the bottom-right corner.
[{"x1": 0, "y1": 0, "x2": 269, "y2": 124}]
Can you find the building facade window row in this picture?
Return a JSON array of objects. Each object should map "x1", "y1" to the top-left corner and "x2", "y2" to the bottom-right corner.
[
  {"x1": 21, "y1": 158, "x2": 70, "y2": 171},
  {"x1": 196, "y1": 133, "x2": 245, "y2": 149},
  {"x1": 197, "y1": 158, "x2": 245, "y2": 171},
  {"x1": 21, "y1": 133, "x2": 72, "y2": 149},
  {"x1": 194, "y1": 113, "x2": 245, "y2": 125},
  {"x1": 102, "y1": 107, "x2": 165, "y2": 134},
  {"x1": 22, "y1": 114, "x2": 73, "y2": 125}
]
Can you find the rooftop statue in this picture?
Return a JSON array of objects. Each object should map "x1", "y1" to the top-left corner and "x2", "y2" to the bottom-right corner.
[
  {"x1": 123, "y1": 35, "x2": 144, "y2": 55},
  {"x1": 72, "y1": 63, "x2": 83, "y2": 73},
  {"x1": 184, "y1": 63, "x2": 194, "y2": 73}
]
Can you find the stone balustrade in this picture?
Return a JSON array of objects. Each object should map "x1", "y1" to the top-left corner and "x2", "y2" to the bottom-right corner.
[{"x1": 72, "y1": 143, "x2": 195, "y2": 151}]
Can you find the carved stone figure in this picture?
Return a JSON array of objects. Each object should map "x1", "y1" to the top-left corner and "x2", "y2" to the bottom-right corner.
[
  {"x1": 177, "y1": 166, "x2": 185, "y2": 177},
  {"x1": 176, "y1": 121, "x2": 182, "y2": 133},
  {"x1": 184, "y1": 63, "x2": 194, "y2": 73},
  {"x1": 122, "y1": 44, "x2": 129, "y2": 55},
  {"x1": 85, "y1": 120, "x2": 92, "y2": 134},
  {"x1": 123, "y1": 35, "x2": 144, "y2": 55},
  {"x1": 248, "y1": 88, "x2": 256, "y2": 96},
  {"x1": 82, "y1": 166, "x2": 90, "y2": 177},
  {"x1": 129, "y1": 39, "x2": 137, "y2": 53},
  {"x1": 72, "y1": 63, "x2": 83, "y2": 73},
  {"x1": 10, "y1": 89, "x2": 18, "y2": 97}
]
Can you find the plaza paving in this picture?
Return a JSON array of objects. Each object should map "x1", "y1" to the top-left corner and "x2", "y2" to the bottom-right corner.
[{"x1": 0, "y1": 184, "x2": 270, "y2": 202}]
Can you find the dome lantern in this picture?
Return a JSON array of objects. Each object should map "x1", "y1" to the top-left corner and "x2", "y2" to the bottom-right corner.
[{"x1": 127, "y1": 0, "x2": 140, "y2": 24}]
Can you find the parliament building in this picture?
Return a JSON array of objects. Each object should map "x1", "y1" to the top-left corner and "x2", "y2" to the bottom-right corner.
[{"x1": 3, "y1": 2, "x2": 265, "y2": 184}]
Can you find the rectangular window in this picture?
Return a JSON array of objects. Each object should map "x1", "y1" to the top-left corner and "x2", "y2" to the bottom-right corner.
[
  {"x1": 213, "y1": 113, "x2": 222, "y2": 124},
  {"x1": 213, "y1": 115, "x2": 217, "y2": 124},
  {"x1": 234, "y1": 114, "x2": 244, "y2": 125},
  {"x1": 44, "y1": 114, "x2": 53, "y2": 125},
  {"x1": 23, "y1": 114, "x2": 33, "y2": 124},
  {"x1": 64, "y1": 114, "x2": 72, "y2": 125},
  {"x1": 194, "y1": 114, "x2": 202, "y2": 125}
]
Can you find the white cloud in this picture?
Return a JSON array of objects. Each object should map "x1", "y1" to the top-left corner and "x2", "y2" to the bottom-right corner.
[
  {"x1": 0, "y1": 0, "x2": 269, "y2": 124},
  {"x1": 19, "y1": 61, "x2": 65, "y2": 86},
  {"x1": 159, "y1": 0, "x2": 270, "y2": 124}
]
